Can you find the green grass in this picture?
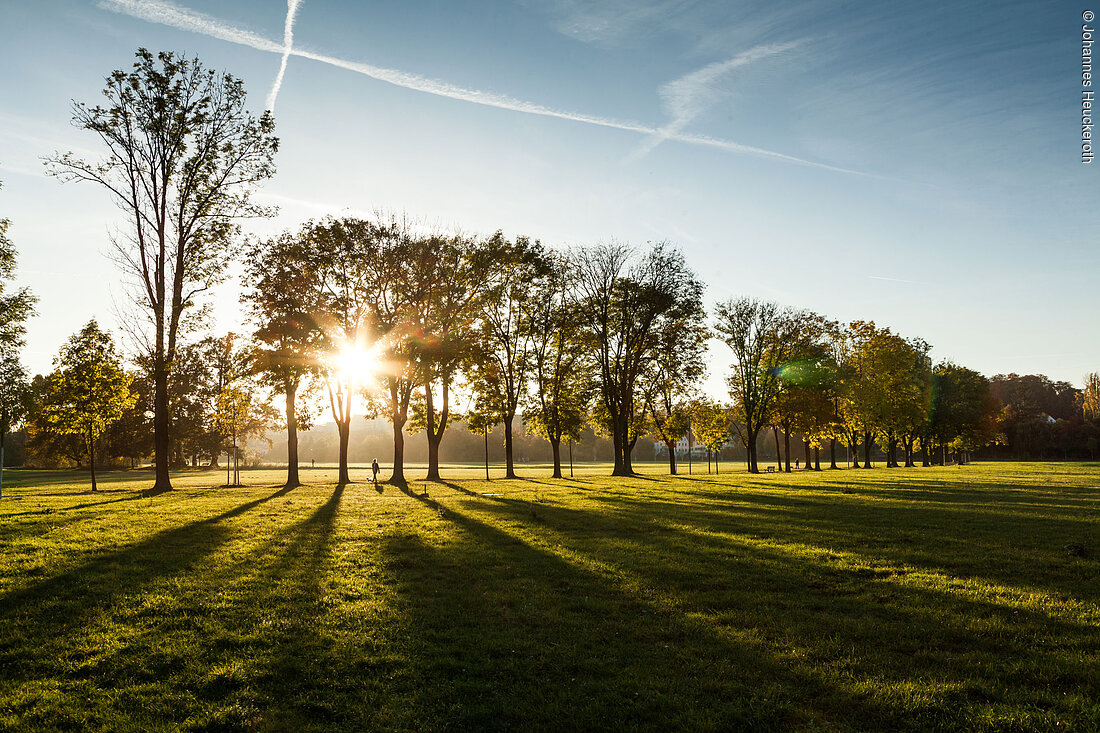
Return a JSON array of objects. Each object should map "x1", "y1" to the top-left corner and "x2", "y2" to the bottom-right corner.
[{"x1": 0, "y1": 462, "x2": 1097, "y2": 731}]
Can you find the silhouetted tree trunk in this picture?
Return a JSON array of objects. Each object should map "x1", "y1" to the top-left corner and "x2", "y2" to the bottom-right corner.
[
  {"x1": 88, "y1": 433, "x2": 98, "y2": 492},
  {"x1": 829, "y1": 437, "x2": 838, "y2": 469},
  {"x1": 773, "y1": 427, "x2": 782, "y2": 470},
  {"x1": 285, "y1": 386, "x2": 300, "y2": 488},
  {"x1": 783, "y1": 424, "x2": 792, "y2": 472},
  {"x1": 665, "y1": 439, "x2": 678, "y2": 475},
  {"x1": 863, "y1": 431, "x2": 874, "y2": 468},
  {"x1": 337, "y1": 421, "x2": 351, "y2": 484},
  {"x1": 504, "y1": 414, "x2": 517, "y2": 478}
]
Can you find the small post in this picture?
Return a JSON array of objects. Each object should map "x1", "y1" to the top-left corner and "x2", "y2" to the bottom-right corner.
[{"x1": 569, "y1": 441, "x2": 573, "y2": 478}]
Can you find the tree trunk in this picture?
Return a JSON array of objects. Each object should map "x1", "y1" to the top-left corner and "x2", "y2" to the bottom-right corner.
[
  {"x1": 783, "y1": 427, "x2": 791, "y2": 472},
  {"x1": 814, "y1": 446, "x2": 821, "y2": 470},
  {"x1": 484, "y1": 430, "x2": 489, "y2": 480},
  {"x1": 285, "y1": 384, "x2": 300, "y2": 488},
  {"x1": 426, "y1": 434, "x2": 441, "y2": 481},
  {"x1": 424, "y1": 381, "x2": 450, "y2": 482},
  {"x1": 0, "y1": 438, "x2": 4, "y2": 499},
  {"x1": 152, "y1": 364, "x2": 172, "y2": 492},
  {"x1": 568, "y1": 441, "x2": 573, "y2": 478},
  {"x1": 391, "y1": 418, "x2": 406, "y2": 483},
  {"x1": 624, "y1": 430, "x2": 637, "y2": 475},
  {"x1": 773, "y1": 427, "x2": 782, "y2": 471},
  {"x1": 551, "y1": 437, "x2": 563, "y2": 479},
  {"x1": 863, "y1": 431, "x2": 874, "y2": 468},
  {"x1": 829, "y1": 438, "x2": 838, "y2": 469},
  {"x1": 666, "y1": 439, "x2": 677, "y2": 475},
  {"x1": 850, "y1": 438, "x2": 860, "y2": 469},
  {"x1": 804, "y1": 439, "x2": 812, "y2": 470},
  {"x1": 337, "y1": 419, "x2": 351, "y2": 484},
  {"x1": 504, "y1": 413, "x2": 518, "y2": 478},
  {"x1": 88, "y1": 433, "x2": 98, "y2": 492},
  {"x1": 745, "y1": 426, "x2": 758, "y2": 473}
]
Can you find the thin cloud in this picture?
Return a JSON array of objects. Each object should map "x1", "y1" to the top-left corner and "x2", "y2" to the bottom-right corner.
[
  {"x1": 266, "y1": 0, "x2": 303, "y2": 111},
  {"x1": 98, "y1": 0, "x2": 864, "y2": 175}
]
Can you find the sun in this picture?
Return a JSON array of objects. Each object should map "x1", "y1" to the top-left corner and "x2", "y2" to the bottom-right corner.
[{"x1": 334, "y1": 340, "x2": 380, "y2": 385}]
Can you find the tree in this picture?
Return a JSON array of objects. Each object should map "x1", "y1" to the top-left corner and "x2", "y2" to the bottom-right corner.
[
  {"x1": 244, "y1": 227, "x2": 324, "y2": 488},
  {"x1": 714, "y1": 298, "x2": 794, "y2": 473},
  {"x1": 0, "y1": 181, "x2": 36, "y2": 497},
  {"x1": 770, "y1": 310, "x2": 831, "y2": 472},
  {"x1": 0, "y1": 181, "x2": 37, "y2": 353},
  {"x1": 837, "y1": 321, "x2": 929, "y2": 469},
  {"x1": 302, "y1": 217, "x2": 379, "y2": 485},
  {"x1": 102, "y1": 372, "x2": 153, "y2": 468},
  {"x1": 477, "y1": 233, "x2": 547, "y2": 478},
  {"x1": 464, "y1": 399, "x2": 499, "y2": 481},
  {"x1": 576, "y1": 242, "x2": 704, "y2": 476},
  {"x1": 1083, "y1": 373, "x2": 1100, "y2": 423},
  {"x1": 692, "y1": 401, "x2": 731, "y2": 474},
  {"x1": 931, "y1": 363, "x2": 998, "y2": 464},
  {"x1": 49, "y1": 49, "x2": 278, "y2": 493},
  {"x1": 408, "y1": 233, "x2": 485, "y2": 481},
  {"x1": 523, "y1": 252, "x2": 594, "y2": 478},
  {"x1": 642, "y1": 314, "x2": 707, "y2": 475},
  {"x1": 41, "y1": 321, "x2": 135, "y2": 491},
  {"x1": 0, "y1": 354, "x2": 31, "y2": 498},
  {"x1": 212, "y1": 384, "x2": 274, "y2": 486}
]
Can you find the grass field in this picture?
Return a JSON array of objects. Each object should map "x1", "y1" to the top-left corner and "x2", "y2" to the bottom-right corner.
[{"x1": 0, "y1": 462, "x2": 1097, "y2": 731}]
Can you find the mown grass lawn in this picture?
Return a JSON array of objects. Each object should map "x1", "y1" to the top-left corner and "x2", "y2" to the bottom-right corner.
[{"x1": 0, "y1": 462, "x2": 1097, "y2": 731}]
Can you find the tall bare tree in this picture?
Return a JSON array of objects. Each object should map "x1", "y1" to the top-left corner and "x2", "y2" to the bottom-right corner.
[
  {"x1": 576, "y1": 242, "x2": 703, "y2": 476},
  {"x1": 49, "y1": 49, "x2": 277, "y2": 493}
]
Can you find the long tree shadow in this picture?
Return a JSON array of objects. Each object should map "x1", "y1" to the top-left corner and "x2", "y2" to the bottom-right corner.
[
  {"x1": 187, "y1": 483, "x2": 350, "y2": 729},
  {"x1": 0, "y1": 485, "x2": 302, "y2": 702},
  {"x1": 451, "y1": 494, "x2": 1099, "y2": 728},
  {"x1": 381, "y1": 487, "x2": 922, "y2": 729}
]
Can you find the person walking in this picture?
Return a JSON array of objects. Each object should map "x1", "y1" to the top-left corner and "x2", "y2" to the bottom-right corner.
[{"x1": 372, "y1": 458, "x2": 380, "y2": 486}]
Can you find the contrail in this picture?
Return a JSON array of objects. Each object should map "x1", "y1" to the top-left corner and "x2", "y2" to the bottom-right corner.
[
  {"x1": 632, "y1": 41, "x2": 801, "y2": 160},
  {"x1": 266, "y1": 0, "x2": 303, "y2": 111},
  {"x1": 97, "y1": 0, "x2": 865, "y2": 175}
]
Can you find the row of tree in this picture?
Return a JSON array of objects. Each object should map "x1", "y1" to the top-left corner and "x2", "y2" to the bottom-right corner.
[{"x1": 2, "y1": 49, "x2": 1098, "y2": 494}]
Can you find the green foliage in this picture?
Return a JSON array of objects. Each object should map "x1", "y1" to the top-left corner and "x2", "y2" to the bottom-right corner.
[
  {"x1": 523, "y1": 252, "x2": 594, "y2": 452},
  {"x1": 691, "y1": 400, "x2": 731, "y2": 451},
  {"x1": 42, "y1": 321, "x2": 134, "y2": 446},
  {"x1": 0, "y1": 352, "x2": 30, "y2": 438},
  {"x1": 714, "y1": 298, "x2": 796, "y2": 471},
  {"x1": 932, "y1": 362, "x2": 999, "y2": 452},
  {"x1": 0, "y1": 181, "x2": 38, "y2": 354},
  {"x1": 1083, "y1": 372, "x2": 1100, "y2": 423}
]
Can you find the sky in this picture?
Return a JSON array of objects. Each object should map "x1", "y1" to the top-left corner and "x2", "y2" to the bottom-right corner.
[{"x1": 0, "y1": 0, "x2": 1095, "y2": 395}]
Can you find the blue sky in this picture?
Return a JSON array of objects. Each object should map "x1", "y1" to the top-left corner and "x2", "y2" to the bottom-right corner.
[{"x1": 1, "y1": 0, "x2": 1095, "y2": 391}]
